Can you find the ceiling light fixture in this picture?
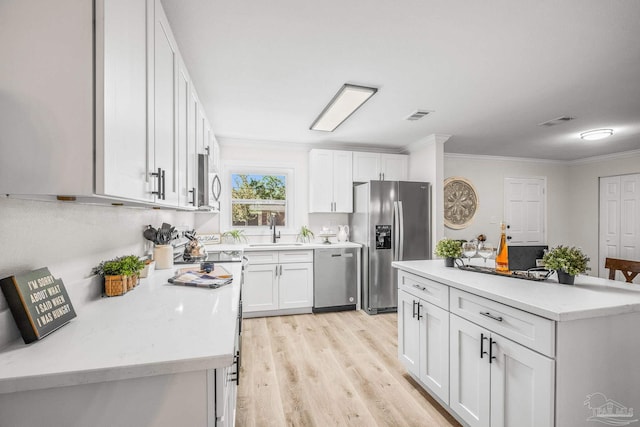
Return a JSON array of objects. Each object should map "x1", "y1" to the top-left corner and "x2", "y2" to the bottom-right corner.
[
  {"x1": 310, "y1": 84, "x2": 378, "y2": 132},
  {"x1": 580, "y1": 129, "x2": 614, "y2": 141}
]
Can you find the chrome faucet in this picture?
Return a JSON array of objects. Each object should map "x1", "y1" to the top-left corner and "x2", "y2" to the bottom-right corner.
[{"x1": 269, "y1": 213, "x2": 281, "y2": 243}]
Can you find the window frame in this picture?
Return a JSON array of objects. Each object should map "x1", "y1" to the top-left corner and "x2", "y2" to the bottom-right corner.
[{"x1": 221, "y1": 162, "x2": 295, "y2": 236}]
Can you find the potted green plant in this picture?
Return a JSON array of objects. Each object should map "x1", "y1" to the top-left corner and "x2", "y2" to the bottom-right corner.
[
  {"x1": 297, "y1": 225, "x2": 315, "y2": 243},
  {"x1": 120, "y1": 255, "x2": 145, "y2": 289},
  {"x1": 93, "y1": 255, "x2": 145, "y2": 296},
  {"x1": 435, "y1": 238, "x2": 463, "y2": 267},
  {"x1": 542, "y1": 245, "x2": 590, "y2": 285},
  {"x1": 222, "y1": 229, "x2": 247, "y2": 244}
]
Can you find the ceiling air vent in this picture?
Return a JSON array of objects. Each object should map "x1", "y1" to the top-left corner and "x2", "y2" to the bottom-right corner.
[
  {"x1": 405, "y1": 110, "x2": 433, "y2": 121},
  {"x1": 537, "y1": 116, "x2": 575, "y2": 127}
]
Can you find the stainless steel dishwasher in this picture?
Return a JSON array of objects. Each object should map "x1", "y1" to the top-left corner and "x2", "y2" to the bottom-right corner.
[{"x1": 313, "y1": 247, "x2": 357, "y2": 313}]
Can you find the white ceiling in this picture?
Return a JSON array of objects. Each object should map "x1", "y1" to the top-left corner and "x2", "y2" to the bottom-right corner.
[{"x1": 161, "y1": 0, "x2": 640, "y2": 161}]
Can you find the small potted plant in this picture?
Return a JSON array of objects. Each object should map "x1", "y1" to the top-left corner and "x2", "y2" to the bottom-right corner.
[
  {"x1": 222, "y1": 229, "x2": 247, "y2": 244},
  {"x1": 297, "y1": 225, "x2": 315, "y2": 243},
  {"x1": 435, "y1": 238, "x2": 463, "y2": 267},
  {"x1": 120, "y1": 255, "x2": 145, "y2": 290},
  {"x1": 94, "y1": 255, "x2": 145, "y2": 296},
  {"x1": 542, "y1": 245, "x2": 590, "y2": 285}
]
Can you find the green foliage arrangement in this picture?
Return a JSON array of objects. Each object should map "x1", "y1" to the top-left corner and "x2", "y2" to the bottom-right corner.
[
  {"x1": 542, "y1": 245, "x2": 590, "y2": 276},
  {"x1": 434, "y1": 238, "x2": 463, "y2": 259},
  {"x1": 93, "y1": 255, "x2": 145, "y2": 277},
  {"x1": 222, "y1": 229, "x2": 248, "y2": 244},
  {"x1": 297, "y1": 225, "x2": 315, "y2": 243}
]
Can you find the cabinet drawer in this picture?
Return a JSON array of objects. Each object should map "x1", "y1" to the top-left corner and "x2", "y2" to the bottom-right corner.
[
  {"x1": 450, "y1": 288, "x2": 555, "y2": 357},
  {"x1": 244, "y1": 251, "x2": 278, "y2": 265},
  {"x1": 398, "y1": 271, "x2": 448, "y2": 310},
  {"x1": 278, "y1": 250, "x2": 313, "y2": 263}
]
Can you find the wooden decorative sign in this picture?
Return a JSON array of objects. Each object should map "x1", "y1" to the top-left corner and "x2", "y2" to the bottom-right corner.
[{"x1": 0, "y1": 267, "x2": 76, "y2": 344}]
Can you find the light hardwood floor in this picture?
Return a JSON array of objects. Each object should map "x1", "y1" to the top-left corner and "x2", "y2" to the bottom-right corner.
[{"x1": 236, "y1": 310, "x2": 460, "y2": 427}]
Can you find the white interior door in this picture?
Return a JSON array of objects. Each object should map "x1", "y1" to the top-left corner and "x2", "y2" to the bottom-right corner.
[
  {"x1": 599, "y1": 174, "x2": 640, "y2": 280},
  {"x1": 504, "y1": 177, "x2": 546, "y2": 245},
  {"x1": 620, "y1": 175, "x2": 640, "y2": 261},
  {"x1": 600, "y1": 176, "x2": 621, "y2": 278}
]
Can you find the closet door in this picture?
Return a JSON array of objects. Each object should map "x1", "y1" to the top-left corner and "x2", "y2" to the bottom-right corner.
[
  {"x1": 620, "y1": 175, "x2": 640, "y2": 262},
  {"x1": 599, "y1": 174, "x2": 640, "y2": 281}
]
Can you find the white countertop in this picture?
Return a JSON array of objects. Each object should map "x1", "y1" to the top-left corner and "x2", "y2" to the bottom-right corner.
[
  {"x1": 0, "y1": 262, "x2": 242, "y2": 394},
  {"x1": 206, "y1": 241, "x2": 361, "y2": 252},
  {"x1": 392, "y1": 260, "x2": 640, "y2": 322}
]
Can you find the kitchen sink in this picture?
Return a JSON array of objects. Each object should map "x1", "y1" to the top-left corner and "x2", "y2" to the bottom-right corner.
[{"x1": 248, "y1": 243, "x2": 304, "y2": 247}]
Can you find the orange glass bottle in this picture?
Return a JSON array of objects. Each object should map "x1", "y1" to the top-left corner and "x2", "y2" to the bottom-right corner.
[{"x1": 495, "y1": 222, "x2": 509, "y2": 273}]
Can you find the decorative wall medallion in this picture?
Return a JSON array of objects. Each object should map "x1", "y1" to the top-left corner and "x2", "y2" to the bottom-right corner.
[{"x1": 444, "y1": 177, "x2": 478, "y2": 229}]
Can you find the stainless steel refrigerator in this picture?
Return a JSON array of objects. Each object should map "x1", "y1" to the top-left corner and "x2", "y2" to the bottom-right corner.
[{"x1": 349, "y1": 181, "x2": 431, "y2": 314}]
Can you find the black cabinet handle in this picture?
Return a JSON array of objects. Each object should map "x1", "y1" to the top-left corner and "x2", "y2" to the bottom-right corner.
[
  {"x1": 412, "y1": 300, "x2": 417, "y2": 318},
  {"x1": 417, "y1": 303, "x2": 423, "y2": 320},
  {"x1": 489, "y1": 338, "x2": 497, "y2": 363},
  {"x1": 480, "y1": 333, "x2": 489, "y2": 359},
  {"x1": 189, "y1": 187, "x2": 196, "y2": 205},
  {"x1": 480, "y1": 312, "x2": 503, "y2": 322}
]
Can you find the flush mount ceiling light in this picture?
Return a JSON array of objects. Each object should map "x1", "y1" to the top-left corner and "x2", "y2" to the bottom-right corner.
[
  {"x1": 310, "y1": 84, "x2": 378, "y2": 132},
  {"x1": 580, "y1": 129, "x2": 614, "y2": 141}
]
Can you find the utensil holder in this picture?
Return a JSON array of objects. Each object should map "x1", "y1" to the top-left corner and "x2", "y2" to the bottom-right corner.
[{"x1": 154, "y1": 245, "x2": 173, "y2": 270}]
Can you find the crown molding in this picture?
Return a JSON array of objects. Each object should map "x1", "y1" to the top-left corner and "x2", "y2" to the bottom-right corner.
[
  {"x1": 444, "y1": 152, "x2": 566, "y2": 164},
  {"x1": 566, "y1": 148, "x2": 640, "y2": 166}
]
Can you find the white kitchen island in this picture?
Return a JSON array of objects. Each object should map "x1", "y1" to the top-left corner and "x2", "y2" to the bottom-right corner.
[
  {"x1": 0, "y1": 262, "x2": 242, "y2": 427},
  {"x1": 393, "y1": 260, "x2": 640, "y2": 427}
]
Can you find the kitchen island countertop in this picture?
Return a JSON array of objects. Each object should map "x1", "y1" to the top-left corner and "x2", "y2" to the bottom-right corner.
[
  {"x1": 393, "y1": 259, "x2": 640, "y2": 321},
  {"x1": 0, "y1": 262, "x2": 242, "y2": 395}
]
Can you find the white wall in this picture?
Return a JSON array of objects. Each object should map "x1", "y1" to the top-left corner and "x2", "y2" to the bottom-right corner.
[
  {"x1": 0, "y1": 197, "x2": 195, "y2": 348},
  {"x1": 442, "y1": 154, "x2": 572, "y2": 247},
  {"x1": 568, "y1": 150, "x2": 640, "y2": 275}
]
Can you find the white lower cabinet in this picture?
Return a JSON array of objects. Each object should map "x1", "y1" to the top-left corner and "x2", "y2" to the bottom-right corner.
[
  {"x1": 449, "y1": 314, "x2": 554, "y2": 427},
  {"x1": 398, "y1": 288, "x2": 449, "y2": 404},
  {"x1": 398, "y1": 270, "x2": 555, "y2": 427},
  {"x1": 243, "y1": 250, "x2": 313, "y2": 316}
]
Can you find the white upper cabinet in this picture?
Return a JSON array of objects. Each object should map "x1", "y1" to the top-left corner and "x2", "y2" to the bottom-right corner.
[
  {"x1": 309, "y1": 149, "x2": 353, "y2": 213},
  {"x1": 95, "y1": 0, "x2": 151, "y2": 201},
  {"x1": 0, "y1": 0, "x2": 213, "y2": 209},
  {"x1": 0, "y1": 0, "x2": 144, "y2": 199},
  {"x1": 353, "y1": 152, "x2": 408, "y2": 182},
  {"x1": 177, "y1": 57, "x2": 197, "y2": 208},
  {"x1": 151, "y1": 0, "x2": 180, "y2": 206}
]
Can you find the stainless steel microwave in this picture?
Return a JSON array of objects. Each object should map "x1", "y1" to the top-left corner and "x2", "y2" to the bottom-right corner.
[{"x1": 198, "y1": 154, "x2": 221, "y2": 211}]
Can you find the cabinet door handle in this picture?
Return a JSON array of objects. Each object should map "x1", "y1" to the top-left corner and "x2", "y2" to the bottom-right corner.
[
  {"x1": 188, "y1": 187, "x2": 196, "y2": 205},
  {"x1": 161, "y1": 169, "x2": 166, "y2": 200},
  {"x1": 480, "y1": 333, "x2": 489, "y2": 359},
  {"x1": 382, "y1": 172, "x2": 385, "y2": 181},
  {"x1": 489, "y1": 337, "x2": 497, "y2": 364},
  {"x1": 416, "y1": 302, "x2": 423, "y2": 320},
  {"x1": 412, "y1": 300, "x2": 417, "y2": 318},
  {"x1": 151, "y1": 168, "x2": 162, "y2": 197},
  {"x1": 480, "y1": 312, "x2": 503, "y2": 322}
]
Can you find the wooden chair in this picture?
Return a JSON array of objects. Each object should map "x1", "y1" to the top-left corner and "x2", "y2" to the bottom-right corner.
[{"x1": 605, "y1": 257, "x2": 640, "y2": 283}]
